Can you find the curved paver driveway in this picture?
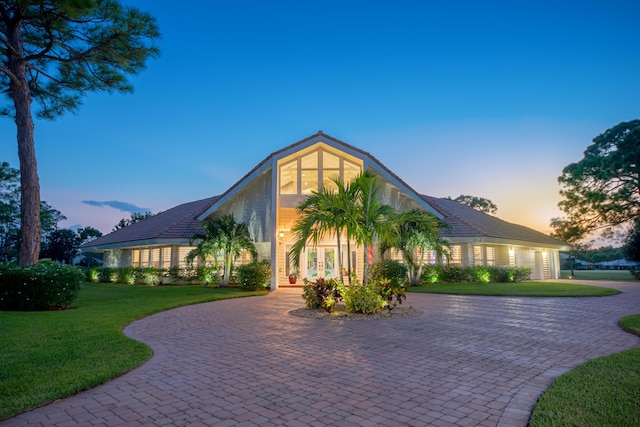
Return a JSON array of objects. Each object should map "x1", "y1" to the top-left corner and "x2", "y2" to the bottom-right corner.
[{"x1": 4, "y1": 280, "x2": 640, "y2": 427}]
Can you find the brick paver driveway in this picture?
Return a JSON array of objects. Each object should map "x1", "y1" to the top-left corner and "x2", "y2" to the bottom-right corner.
[{"x1": 4, "y1": 280, "x2": 640, "y2": 426}]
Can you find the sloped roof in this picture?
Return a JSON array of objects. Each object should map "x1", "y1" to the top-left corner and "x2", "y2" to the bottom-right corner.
[
  {"x1": 199, "y1": 131, "x2": 443, "y2": 220},
  {"x1": 422, "y1": 195, "x2": 568, "y2": 248},
  {"x1": 81, "y1": 132, "x2": 567, "y2": 252},
  {"x1": 81, "y1": 196, "x2": 219, "y2": 250}
]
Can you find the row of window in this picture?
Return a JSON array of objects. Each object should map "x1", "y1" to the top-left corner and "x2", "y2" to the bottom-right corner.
[
  {"x1": 279, "y1": 149, "x2": 361, "y2": 196},
  {"x1": 131, "y1": 247, "x2": 253, "y2": 269}
]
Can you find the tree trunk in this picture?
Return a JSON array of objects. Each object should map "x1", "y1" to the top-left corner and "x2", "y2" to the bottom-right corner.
[{"x1": 7, "y1": 18, "x2": 41, "y2": 266}]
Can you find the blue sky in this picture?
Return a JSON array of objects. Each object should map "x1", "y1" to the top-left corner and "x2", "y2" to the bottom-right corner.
[{"x1": 1, "y1": 0, "x2": 638, "y2": 239}]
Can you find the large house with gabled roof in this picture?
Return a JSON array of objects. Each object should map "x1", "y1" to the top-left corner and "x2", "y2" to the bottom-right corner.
[{"x1": 81, "y1": 131, "x2": 569, "y2": 288}]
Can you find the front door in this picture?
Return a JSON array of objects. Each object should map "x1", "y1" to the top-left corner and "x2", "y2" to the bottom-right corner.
[{"x1": 305, "y1": 247, "x2": 337, "y2": 279}]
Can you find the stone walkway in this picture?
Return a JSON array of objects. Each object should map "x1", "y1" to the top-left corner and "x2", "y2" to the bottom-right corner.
[{"x1": 3, "y1": 280, "x2": 640, "y2": 426}]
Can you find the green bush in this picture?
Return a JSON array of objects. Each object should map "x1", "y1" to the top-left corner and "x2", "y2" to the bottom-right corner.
[
  {"x1": 0, "y1": 262, "x2": 84, "y2": 311},
  {"x1": 338, "y1": 282, "x2": 386, "y2": 314},
  {"x1": 631, "y1": 269, "x2": 640, "y2": 280},
  {"x1": 419, "y1": 265, "x2": 532, "y2": 284},
  {"x1": 302, "y1": 278, "x2": 341, "y2": 312},
  {"x1": 236, "y1": 261, "x2": 272, "y2": 291},
  {"x1": 369, "y1": 260, "x2": 408, "y2": 287},
  {"x1": 375, "y1": 279, "x2": 406, "y2": 311}
]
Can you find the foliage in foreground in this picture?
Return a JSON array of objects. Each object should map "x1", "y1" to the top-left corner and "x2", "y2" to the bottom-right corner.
[
  {"x1": 302, "y1": 278, "x2": 405, "y2": 314},
  {"x1": 0, "y1": 262, "x2": 84, "y2": 310},
  {"x1": 236, "y1": 260, "x2": 272, "y2": 291},
  {"x1": 529, "y1": 347, "x2": 640, "y2": 427},
  {"x1": 0, "y1": 283, "x2": 266, "y2": 420}
]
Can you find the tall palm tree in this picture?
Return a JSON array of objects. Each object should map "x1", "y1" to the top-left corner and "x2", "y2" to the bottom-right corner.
[
  {"x1": 380, "y1": 208, "x2": 447, "y2": 285},
  {"x1": 290, "y1": 184, "x2": 345, "y2": 278},
  {"x1": 189, "y1": 214, "x2": 256, "y2": 286},
  {"x1": 350, "y1": 171, "x2": 396, "y2": 285}
]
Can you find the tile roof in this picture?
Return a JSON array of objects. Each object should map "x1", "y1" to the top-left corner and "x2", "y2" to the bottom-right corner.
[
  {"x1": 421, "y1": 195, "x2": 568, "y2": 247},
  {"x1": 82, "y1": 133, "x2": 567, "y2": 252},
  {"x1": 81, "y1": 196, "x2": 219, "y2": 249}
]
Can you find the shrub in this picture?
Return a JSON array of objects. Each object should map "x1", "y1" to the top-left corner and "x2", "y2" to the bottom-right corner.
[
  {"x1": 338, "y1": 282, "x2": 386, "y2": 314},
  {"x1": 419, "y1": 265, "x2": 532, "y2": 284},
  {"x1": 86, "y1": 267, "x2": 100, "y2": 283},
  {"x1": 302, "y1": 278, "x2": 341, "y2": 312},
  {"x1": 487, "y1": 265, "x2": 512, "y2": 283},
  {"x1": 236, "y1": 260, "x2": 272, "y2": 291},
  {"x1": 631, "y1": 269, "x2": 640, "y2": 280},
  {"x1": 376, "y1": 279, "x2": 406, "y2": 312},
  {"x1": 134, "y1": 268, "x2": 160, "y2": 285},
  {"x1": 369, "y1": 260, "x2": 408, "y2": 287},
  {"x1": 511, "y1": 266, "x2": 531, "y2": 282},
  {"x1": 440, "y1": 265, "x2": 476, "y2": 283},
  {"x1": 421, "y1": 265, "x2": 442, "y2": 284},
  {"x1": 0, "y1": 262, "x2": 84, "y2": 311}
]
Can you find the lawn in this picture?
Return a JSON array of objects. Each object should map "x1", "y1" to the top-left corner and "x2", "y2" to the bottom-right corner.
[
  {"x1": 529, "y1": 314, "x2": 640, "y2": 427},
  {"x1": 0, "y1": 283, "x2": 267, "y2": 421},
  {"x1": 408, "y1": 281, "x2": 621, "y2": 297},
  {"x1": 560, "y1": 269, "x2": 637, "y2": 281}
]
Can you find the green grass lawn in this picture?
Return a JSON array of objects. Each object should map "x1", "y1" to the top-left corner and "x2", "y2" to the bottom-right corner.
[
  {"x1": 560, "y1": 269, "x2": 637, "y2": 281},
  {"x1": 408, "y1": 281, "x2": 621, "y2": 297},
  {"x1": 0, "y1": 283, "x2": 266, "y2": 421},
  {"x1": 529, "y1": 315, "x2": 640, "y2": 427}
]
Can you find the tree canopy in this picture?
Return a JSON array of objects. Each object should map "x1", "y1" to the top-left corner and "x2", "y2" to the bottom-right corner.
[
  {"x1": 0, "y1": 0, "x2": 160, "y2": 264},
  {"x1": 448, "y1": 195, "x2": 498, "y2": 215},
  {"x1": 556, "y1": 120, "x2": 640, "y2": 240},
  {"x1": 113, "y1": 211, "x2": 154, "y2": 231}
]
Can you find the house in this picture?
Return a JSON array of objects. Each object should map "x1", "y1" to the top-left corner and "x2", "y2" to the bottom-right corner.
[{"x1": 81, "y1": 131, "x2": 570, "y2": 288}]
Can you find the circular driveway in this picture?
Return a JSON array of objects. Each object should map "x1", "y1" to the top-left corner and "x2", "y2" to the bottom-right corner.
[{"x1": 4, "y1": 280, "x2": 640, "y2": 427}]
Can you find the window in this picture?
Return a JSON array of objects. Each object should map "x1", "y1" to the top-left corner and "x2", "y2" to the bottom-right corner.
[
  {"x1": 301, "y1": 152, "x2": 318, "y2": 194},
  {"x1": 344, "y1": 160, "x2": 360, "y2": 183},
  {"x1": 280, "y1": 160, "x2": 298, "y2": 194},
  {"x1": 161, "y1": 247, "x2": 171, "y2": 269},
  {"x1": 473, "y1": 246, "x2": 483, "y2": 266},
  {"x1": 151, "y1": 248, "x2": 160, "y2": 268},
  {"x1": 140, "y1": 249, "x2": 149, "y2": 268},
  {"x1": 278, "y1": 148, "x2": 362, "y2": 197},
  {"x1": 322, "y1": 151, "x2": 340, "y2": 192},
  {"x1": 179, "y1": 247, "x2": 195, "y2": 268},
  {"x1": 450, "y1": 245, "x2": 462, "y2": 266},
  {"x1": 132, "y1": 249, "x2": 140, "y2": 268},
  {"x1": 486, "y1": 247, "x2": 495, "y2": 266}
]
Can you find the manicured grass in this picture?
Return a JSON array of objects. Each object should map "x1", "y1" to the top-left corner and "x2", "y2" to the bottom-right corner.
[
  {"x1": 408, "y1": 281, "x2": 620, "y2": 297},
  {"x1": 0, "y1": 283, "x2": 266, "y2": 421},
  {"x1": 560, "y1": 269, "x2": 637, "y2": 281},
  {"x1": 529, "y1": 314, "x2": 640, "y2": 427}
]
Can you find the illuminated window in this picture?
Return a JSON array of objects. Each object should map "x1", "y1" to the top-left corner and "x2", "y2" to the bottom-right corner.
[
  {"x1": 323, "y1": 151, "x2": 340, "y2": 192},
  {"x1": 140, "y1": 249, "x2": 149, "y2": 267},
  {"x1": 280, "y1": 160, "x2": 298, "y2": 194},
  {"x1": 132, "y1": 249, "x2": 140, "y2": 267},
  {"x1": 278, "y1": 148, "x2": 362, "y2": 197},
  {"x1": 486, "y1": 247, "x2": 495, "y2": 266},
  {"x1": 179, "y1": 247, "x2": 195, "y2": 268},
  {"x1": 344, "y1": 160, "x2": 360, "y2": 183},
  {"x1": 473, "y1": 246, "x2": 483, "y2": 266},
  {"x1": 450, "y1": 245, "x2": 462, "y2": 266},
  {"x1": 301, "y1": 152, "x2": 319, "y2": 194},
  {"x1": 161, "y1": 247, "x2": 171, "y2": 269},
  {"x1": 151, "y1": 248, "x2": 160, "y2": 268}
]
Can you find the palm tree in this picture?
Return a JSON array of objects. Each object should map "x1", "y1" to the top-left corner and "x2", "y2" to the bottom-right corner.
[
  {"x1": 189, "y1": 214, "x2": 256, "y2": 286},
  {"x1": 381, "y1": 208, "x2": 447, "y2": 286},
  {"x1": 290, "y1": 183, "x2": 347, "y2": 279},
  {"x1": 349, "y1": 171, "x2": 396, "y2": 285}
]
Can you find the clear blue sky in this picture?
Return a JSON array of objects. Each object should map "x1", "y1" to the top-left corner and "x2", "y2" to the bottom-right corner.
[{"x1": 1, "y1": 0, "x2": 638, "y2": 238}]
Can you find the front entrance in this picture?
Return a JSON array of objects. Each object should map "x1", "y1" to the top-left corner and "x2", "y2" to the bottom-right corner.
[{"x1": 305, "y1": 247, "x2": 337, "y2": 279}]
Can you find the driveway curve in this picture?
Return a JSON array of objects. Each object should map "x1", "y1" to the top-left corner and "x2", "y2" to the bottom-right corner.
[{"x1": 4, "y1": 280, "x2": 640, "y2": 427}]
